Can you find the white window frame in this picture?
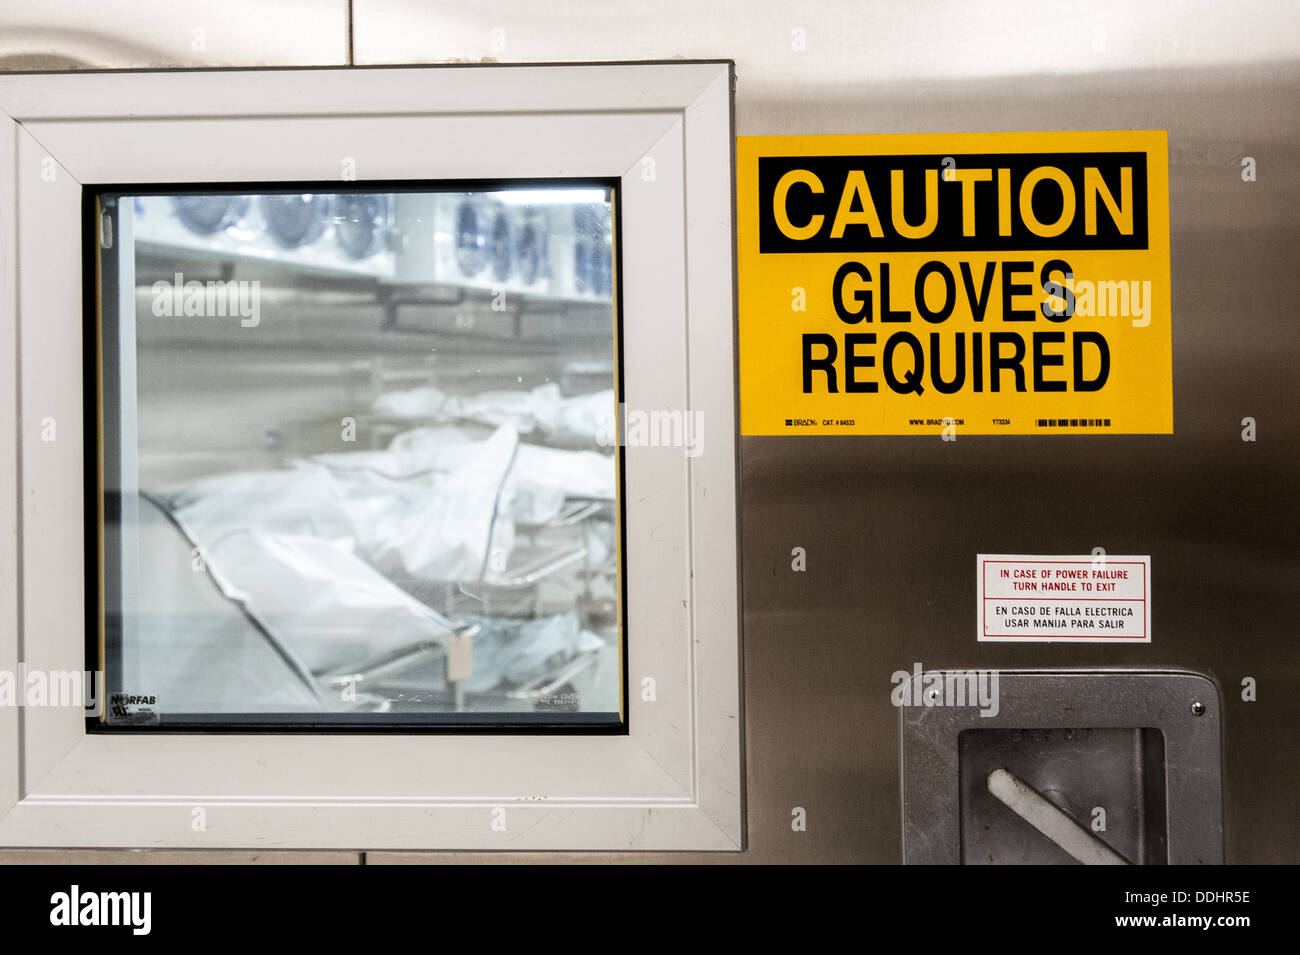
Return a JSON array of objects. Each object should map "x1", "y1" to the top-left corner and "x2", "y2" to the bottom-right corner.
[{"x1": 0, "y1": 62, "x2": 742, "y2": 851}]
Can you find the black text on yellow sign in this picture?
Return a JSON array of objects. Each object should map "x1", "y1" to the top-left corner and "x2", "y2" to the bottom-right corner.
[{"x1": 737, "y1": 132, "x2": 1172, "y2": 435}]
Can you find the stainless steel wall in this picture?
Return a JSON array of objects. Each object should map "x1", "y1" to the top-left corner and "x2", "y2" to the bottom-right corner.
[{"x1": 1, "y1": 0, "x2": 1296, "y2": 865}]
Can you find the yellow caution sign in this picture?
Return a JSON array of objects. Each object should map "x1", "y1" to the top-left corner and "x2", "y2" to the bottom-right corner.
[{"x1": 737, "y1": 132, "x2": 1171, "y2": 435}]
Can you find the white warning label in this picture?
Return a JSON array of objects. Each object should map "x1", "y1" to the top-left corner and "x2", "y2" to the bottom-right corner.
[{"x1": 978, "y1": 554, "x2": 1151, "y2": 642}]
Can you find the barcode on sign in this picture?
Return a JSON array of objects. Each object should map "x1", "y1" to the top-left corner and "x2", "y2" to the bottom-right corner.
[{"x1": 1035, "y1": 418, "x2": 1112, "y2": 427}]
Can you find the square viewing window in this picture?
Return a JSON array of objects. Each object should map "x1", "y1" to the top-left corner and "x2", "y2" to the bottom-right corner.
[
  {"x1": 92, "y1": 183, "x2": 625, "y2": 730},
  {"x1": 1, "y1": 62, "x2": 740, "y2": 851}
]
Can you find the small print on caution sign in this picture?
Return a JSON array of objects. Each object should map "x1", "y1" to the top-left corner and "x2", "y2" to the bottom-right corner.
[
  {"x1": 736, "y1": 131, "x2": 1172, "y2": 435},
  {"x1": 978, "y1": 554, "x2": 1152, "y2": 643}
]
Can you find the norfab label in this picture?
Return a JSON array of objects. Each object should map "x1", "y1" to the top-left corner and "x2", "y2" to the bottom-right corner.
[
  {"x1": 978, "y1": 554, "x2": 1151, "y2": 642},
  {"x1": 736, "y1": 132, "x2": 1171, "y2": 435}
]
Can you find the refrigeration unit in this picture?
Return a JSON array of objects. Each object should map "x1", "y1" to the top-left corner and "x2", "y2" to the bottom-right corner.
[{"x1": 0, "y1": 62, "x2": 743, "y2": 851}]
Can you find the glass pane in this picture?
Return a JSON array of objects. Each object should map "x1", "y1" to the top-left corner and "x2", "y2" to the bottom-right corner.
[{"x1": 93, "y1": 184, "x2": 623, "y2": 728}]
